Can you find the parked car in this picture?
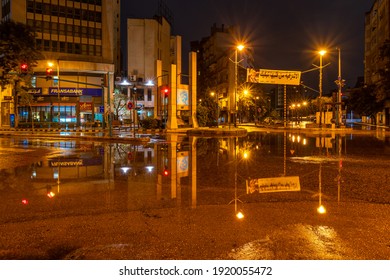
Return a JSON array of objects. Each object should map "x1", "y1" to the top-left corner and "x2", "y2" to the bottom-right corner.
[{"x1": 263, "y1": 117, "x2": 283, "y2": 125}]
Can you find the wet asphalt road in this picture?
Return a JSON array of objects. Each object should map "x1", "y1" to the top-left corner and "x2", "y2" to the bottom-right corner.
[{"x1": 0, "y1": 129, "x2": 389, "y2": 260}]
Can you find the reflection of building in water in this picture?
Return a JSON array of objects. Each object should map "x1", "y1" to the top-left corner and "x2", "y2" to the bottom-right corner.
[
  {"x1": 31, "y1": 144, "x2": 106, "y2": 195},
  {"x1": 114, "y1": 135, "x2": 197, "y2": 209}
]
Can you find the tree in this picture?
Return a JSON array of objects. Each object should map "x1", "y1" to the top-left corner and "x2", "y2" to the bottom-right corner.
[
  {"x1": 196, "y1": 96, "x2": 217, "y2": 127},
  {"x1": 347, "y1": 85, "x2": 384, "y2": 124},
  {"x1": 18, "y1": 86, "x2": 36, "y2": 133},
  {"x1": 0, "y1": 21, "x2": 40, "y2": 88},
  {"x1": 0, "y1": 21, "x2": 41, "y2": 128},
  {"x1": 112, "y1": 88, "x2": 128, "y2": 120}
]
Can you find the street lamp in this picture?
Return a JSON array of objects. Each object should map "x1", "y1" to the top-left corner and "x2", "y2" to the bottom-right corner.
[
  {"x1": 234, "y1": 44, "x2": 245, "y2": 127},
  {"x1": 318, "y1": 50, "x2": 326, "y2": 127}
]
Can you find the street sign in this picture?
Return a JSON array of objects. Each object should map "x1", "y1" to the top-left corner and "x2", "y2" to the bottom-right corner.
[
  {"x1": 127, "y1": 101, "x2": 133, "y2": 110},
  {"x1": 246, "y1": 176, "x2": 300, "y2": 194}
]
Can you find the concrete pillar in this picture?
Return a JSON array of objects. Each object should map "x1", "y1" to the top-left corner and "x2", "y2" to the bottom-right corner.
[
  {"x1": 189, "y1": 52, "x2": 198, "y2": 128},
  {"x1": 167, "y1": 64, "x2": 178, "y2": 129}
]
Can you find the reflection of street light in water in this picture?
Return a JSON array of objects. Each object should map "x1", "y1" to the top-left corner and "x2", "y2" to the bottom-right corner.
[
  {"x1": 317, "y1": 162, "x2": 326, "y2": 214},
  {"x1": 228, "y1": 137, "x2": 245, "y2": 219}
]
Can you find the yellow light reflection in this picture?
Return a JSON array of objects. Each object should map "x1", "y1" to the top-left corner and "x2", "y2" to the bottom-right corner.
[
  {"x1": 317, "y1": 205, "x2": 326, "y2": 214},
  {"x1": 47, "y1": 191, "x2": 56, "y2": 198},
  {"x1": 236, "y1": 211, "x2": 244, "y2": 219}
]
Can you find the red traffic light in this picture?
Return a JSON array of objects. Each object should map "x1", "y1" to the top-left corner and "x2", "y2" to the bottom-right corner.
[
  {"x1": 161, "y1": 86, "x2": 170, "y2": 97},
  {"x1": 20, "y1": 63, "x2": 28, "y2": 73},
  {"x1": 163, "y1": 167, "x2": 169, "y2": 176},
  {"x1": 46, "y1": 67, "x2": 53, "y2": 80}
]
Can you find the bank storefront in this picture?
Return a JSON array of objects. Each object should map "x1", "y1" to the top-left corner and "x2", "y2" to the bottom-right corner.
[{"x1": 18, "y1": 87, "x2": 103, "y2": 128}]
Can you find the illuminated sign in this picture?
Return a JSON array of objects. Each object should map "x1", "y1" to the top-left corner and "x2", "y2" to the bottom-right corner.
[
  {"x1": 247, "y1": 68, "x2": 301, "y2": 85},
  {"x1": 177, "y1": 89, "x2": 189, "y2": 106},
  {"x1": 80, "y1": 102, "x2": 93, "y2": 112},
  {"x1": 49, "y1": 88, "x2": 102, "y2": 96}
]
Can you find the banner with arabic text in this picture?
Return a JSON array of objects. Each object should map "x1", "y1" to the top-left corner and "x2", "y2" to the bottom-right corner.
[{"x1": 247, "y1": 68, "x2": 301, "y2": 85}]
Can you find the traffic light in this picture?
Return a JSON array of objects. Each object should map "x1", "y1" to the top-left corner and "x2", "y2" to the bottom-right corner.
[
  {"x1": 163, "y1": 166, "x2": 169, "y2": 176},
  {"x1": 161, "y1": 86, "x2": 170, "y2": 97},
  {"x1": 101, "y1": 74, "x2": 108, "y2": 87},
  {"x1": 46, "y1": 67, "x2": 53, "y2": 80},
  {"x1": 20, "y1": 63, "x2": 28, "y2": 75}
]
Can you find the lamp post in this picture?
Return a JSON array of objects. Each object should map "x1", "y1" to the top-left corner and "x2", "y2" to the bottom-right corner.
[
  {"x1": 318, "y1": 50, "x2": 326, "y2": 128},
  {"x1": 234, "y1": 44, "x2": 244, "y2": 127},
  {"x1": 48, "y1": 61, "x2": 60, "y2": 125}
]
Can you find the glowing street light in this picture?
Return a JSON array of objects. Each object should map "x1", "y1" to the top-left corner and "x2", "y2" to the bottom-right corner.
[{"x1": 318, "y1": 50, "x2": 327, "y2": 127}]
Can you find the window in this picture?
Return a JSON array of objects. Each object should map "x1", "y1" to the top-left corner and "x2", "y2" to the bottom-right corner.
[
  {"x1": 82, "y1": 44, "x2": 88, "y2": 55},
  {"x1": 88, "y1": 44, "x2": 95, "y2": 55},
  {"x1": 88, "y1": 27, "x2": 95, "y2": 38},
  {"x1": 60, "y1": 42, "x2": 66, "y2": 52},
  {"x1": 59, "y1": 23, "x2": 65, "y2": 35},
  {"x1": 81, "y1": 26, "x2": 88, "y2": 37},
  {"x1": 75, "y1": 43, "x2": 81, "y2": 54},
  {"x1": 35, "y1": 21, "x2": 42, "y2": 33},
  {"x1": 67, "y1": 42, "x2": 73, "y2": 53},
  {"x1": 44, "y1": 40, "x2": 50, "y2": 51},
  {"x1": 74, "y1": 9, "x2": 81, "y2": 20},
  {"x1": 36, "y1": 39, "x2": 43, "y2": 50},
  {"x1": 95, "y1": 28, "x2": 101, "y2": 39},
  {"x1": 147, "y1": 88, "x2": 152, "y2": 101},
  {"x1": 95, "y1": 45, "x2": 101, "y2": 56},
  {"x1": 27, "y1": 1, "x2": 34, "y2": 13},
  {"x1": 52, "y1": 41, "x2": 58, "y2": 52},
  {"x1": 136, "y1": 89, "x2": 145, "y2": 101},
  {"x1": 74, "y1": 25, "x2": 80, "y2": 37},
  {"x1": 66, "y1": 24, "x2": 73, "y2": 36},
  {"x1": 43, "y1": 21, "x2": 50, "y2": 32}
]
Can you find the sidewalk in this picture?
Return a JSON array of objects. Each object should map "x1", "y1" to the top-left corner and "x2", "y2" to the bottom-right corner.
[{"x1": 0, "y1": 122, "x2": 388, "y2": 141}]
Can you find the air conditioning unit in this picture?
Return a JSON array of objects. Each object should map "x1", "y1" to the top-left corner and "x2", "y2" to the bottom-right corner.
[{"x1": 129, "y1": 75, "x2": 137, "y2": 82}]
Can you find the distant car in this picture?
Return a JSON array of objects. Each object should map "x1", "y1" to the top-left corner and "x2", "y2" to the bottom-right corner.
[{"x1": 263, "y1": 117, "x2": 282, "y2": 125}]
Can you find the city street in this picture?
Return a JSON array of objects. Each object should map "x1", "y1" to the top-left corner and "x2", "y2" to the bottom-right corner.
[{"x1": 0, "y1": 127, "x2": 389, "y2": 260}]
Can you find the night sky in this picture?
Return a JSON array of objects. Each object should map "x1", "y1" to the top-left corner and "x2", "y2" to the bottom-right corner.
[{"x1": 123, "y1": 0, "x2": 375, "y2": 94}]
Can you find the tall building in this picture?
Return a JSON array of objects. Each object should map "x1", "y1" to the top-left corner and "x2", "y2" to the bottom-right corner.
[
  {"x1": 124, "y1": 15, "x2": 197, "y2": 128},
  {"x1": 365, "y1": 0, "x2": 390, "y2": 84},
  {"x1": 191, "y1": 23, "x2": 255, "y2": 124},
  {"x1": 0, "y1": 0, "x2": 120, "y2": 128},
  {"x1": 364, "y1": 0, "x2": 390, "y2": 125}
]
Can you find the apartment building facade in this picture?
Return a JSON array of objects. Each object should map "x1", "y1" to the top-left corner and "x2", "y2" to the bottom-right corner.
[
  {"x1": 125, "y1": 16, "x2": 197, "y2": 128},
  {"x1": 364, "y1": 0, "x2": 390, "y2": 125}
]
